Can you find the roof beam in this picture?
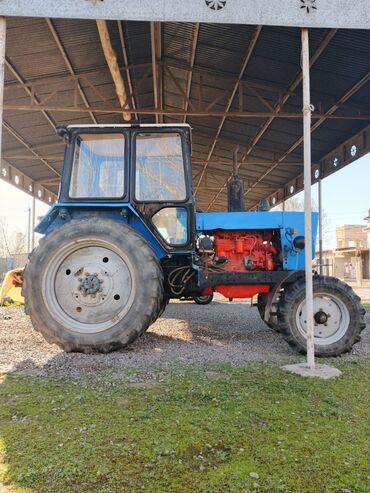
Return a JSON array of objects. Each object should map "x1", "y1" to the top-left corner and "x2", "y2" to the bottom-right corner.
[
  {"x1": 205, "y1": 28, "x2": 337, "y2": 210},
  {"x1": 261, "y1": 124, "x2": 370, "y2": 210},
  {"x1": 3, "y1": 121, "x2": 60, "y2": 176},
  {"x1": 117, "y1": 20, "x2": 138, "y2": 122},
  {"x1": 46, "y1": 18, "x2": 97, "y2": 124},
  {"x1": 0, "y1": 0, "x2": 369, "y2": 29},
  {"x1": 183, "y1": 23, "x2": 199, "y2": 124},
  {"x1": 4, "y1": 103, "x2": 367, "y2": 121},
  {"x1": 194, "y1": 25, "x2": 262, "y2": 193},
  {"x1": 5, "y1": 57, "x2": 56, "y2": 130},
  {"x1": 96, "y1": 19, "x2": 131, "y2": 121},
  {"x1": 0, "y1": 158, "x2": 57, "y2": 204},
  {"x1": 246, "y1": 71, "x2": 370, "y2": 203},
  {"x1": 150, "y1": 22, "x2": 163, "y2": 124}
]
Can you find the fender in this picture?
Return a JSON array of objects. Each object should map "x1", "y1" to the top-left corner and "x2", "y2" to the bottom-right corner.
[
  {"x1": 34, "y1": 202, "x2": 170, "y2": 258},
  {"x1": 263, "y1": 270, "x2": 305, "y2": 324}
]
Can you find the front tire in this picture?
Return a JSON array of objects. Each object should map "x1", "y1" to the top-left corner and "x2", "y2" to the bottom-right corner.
[
  {"x1": 277, "y1": 276, "x2": 366, "y2": 357},
  {"x1": 23, "y1": 217, "x2": 163, "y2": 353}
]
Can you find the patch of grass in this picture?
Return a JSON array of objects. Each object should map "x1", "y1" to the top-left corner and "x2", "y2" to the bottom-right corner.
[
  {"x1": 0, "y1": 301, "x2": 23, "y2": 308},
  {"x1": 0, "y1": 361, "x2": 369, "y2": 493}
]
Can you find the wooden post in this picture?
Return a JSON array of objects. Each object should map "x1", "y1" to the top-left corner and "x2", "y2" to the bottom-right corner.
[{"x1": 302, "y1": 28, "x2": 315, "y2": 369}]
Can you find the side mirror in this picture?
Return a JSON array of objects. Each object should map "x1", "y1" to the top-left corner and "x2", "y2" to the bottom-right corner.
[
  {"x1": 293, "y1": 236, "x2": 305, "y2": 250},
  {"x1": 56, "y1": 125, "x2": 70, "y2": 143}
]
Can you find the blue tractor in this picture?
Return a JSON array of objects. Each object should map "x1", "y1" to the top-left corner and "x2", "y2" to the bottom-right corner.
[{"x1": 23, "y1": 124, "x2": 365, "y2": 355}]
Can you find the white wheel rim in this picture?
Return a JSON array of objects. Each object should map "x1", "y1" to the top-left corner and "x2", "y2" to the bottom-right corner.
[
  {"x1": 295, "y1": 292, "x2": 350, "y2": 345},
  {"x1": 42, "y1": 238, "x2": 136, "y2": 334}
]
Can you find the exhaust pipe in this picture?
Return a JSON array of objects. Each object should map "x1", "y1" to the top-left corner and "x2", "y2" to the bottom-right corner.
[{"x1": 227, "y1": 145, "x2": 245, "y2": 212}]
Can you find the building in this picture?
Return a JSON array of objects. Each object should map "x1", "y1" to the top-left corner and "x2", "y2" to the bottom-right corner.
[
  {"x1": 318, "y1": 218, "x2": 370, "y2": 285},
  {"x1": 336, "y1": 225, "x2": 367, "y2": 249},
  {"x1": 366, "y1": 210, "x2": 370, "y2": 248}
]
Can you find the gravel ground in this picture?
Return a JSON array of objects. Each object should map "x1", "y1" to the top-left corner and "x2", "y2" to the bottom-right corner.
[{"x1": 0, "y1": 295, "x2": 369, "y2": 378}]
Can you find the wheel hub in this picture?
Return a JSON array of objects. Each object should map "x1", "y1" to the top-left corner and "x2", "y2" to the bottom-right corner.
[
  {"x1": 78, "y1": 273, "x2": 103, "y2": 297},
  {"x1": 314, "y1": 310, "x2": 328, "y2": 325},
  {"x1": 296, "y1": 292, "x2": 350, "y2": 345}
]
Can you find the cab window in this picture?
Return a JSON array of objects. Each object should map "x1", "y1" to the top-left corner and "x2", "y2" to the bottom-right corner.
[
  {"x1": 70, "y1": 133, "x2": 125, "y2": 198},
  {"x1": 152, "y1": 207, "x2": 188, "y2": 245},
  {"x1": 135, "y1": 132, "x2": 187, "y2": 202}
]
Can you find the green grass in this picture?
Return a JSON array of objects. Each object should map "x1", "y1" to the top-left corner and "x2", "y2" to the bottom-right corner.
[
  {"x1": 0, "y1": 301, "x2": 23, "y2": 308},
  {"x1": 1, "y1": 361, "x2": 369, "y2": 493}
]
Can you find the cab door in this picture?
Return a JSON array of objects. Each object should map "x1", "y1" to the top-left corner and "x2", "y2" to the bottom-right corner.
[{"x1": 131, "y1": 127, "x2": 195, "y2": 252}]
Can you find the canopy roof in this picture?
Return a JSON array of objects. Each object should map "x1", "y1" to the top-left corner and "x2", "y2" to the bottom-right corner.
[{"x1": 1, "y1": 17, "x2": 369, "y2": 209}]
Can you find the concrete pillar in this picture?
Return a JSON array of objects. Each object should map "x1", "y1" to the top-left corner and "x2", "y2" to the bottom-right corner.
[{"x1": 355, "y1": 256, "x2": 363, "y2": 286}]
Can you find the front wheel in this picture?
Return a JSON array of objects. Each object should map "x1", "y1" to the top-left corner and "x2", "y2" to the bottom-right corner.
[{"x1": 277, "y1": 276, "x2": 366, "y2": 357}]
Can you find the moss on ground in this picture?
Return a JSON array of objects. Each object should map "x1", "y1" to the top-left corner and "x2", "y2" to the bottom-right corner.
[{"x1": 0, "y1": 360, "x2": 369, "y2": 493}]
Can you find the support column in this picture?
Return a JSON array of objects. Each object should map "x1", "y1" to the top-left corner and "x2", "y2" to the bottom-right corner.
[
  {"x1": 301, "y1": 28, "x2": 315, "y2": 369},
  {"x1": 27, "y1": 206, "x2": 31, "y2": 254},
  {"x1": 0, "y1": 17, "x2": 6, "y2": 167},
  {"x1": 318, "y1": 177, "x2": 323, "y2": 275},
  {"x1": 31, "y1": 194, "x2": 36, "y2": 250}
]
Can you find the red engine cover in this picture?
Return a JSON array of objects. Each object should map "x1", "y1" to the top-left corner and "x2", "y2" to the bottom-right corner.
[{"x1": 213, "y1": 230, "x2": 277, "y2": 272}]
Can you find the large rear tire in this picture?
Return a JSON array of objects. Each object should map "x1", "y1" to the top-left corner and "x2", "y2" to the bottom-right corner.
[
  {"x1": 23, "y1": 217, "x2": 163, "y2": 353},
  {"x1": 277, "y1": 276, "x2": 366, "y2": 357}
]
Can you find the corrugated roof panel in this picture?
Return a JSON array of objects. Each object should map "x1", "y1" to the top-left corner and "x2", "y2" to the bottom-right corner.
[{"x1": 1, "y1": 18, "x2": 369, "y2": 210}]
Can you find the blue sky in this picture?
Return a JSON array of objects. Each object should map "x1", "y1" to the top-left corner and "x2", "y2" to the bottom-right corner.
[
  {"x1": 290, "y1": 154, "x2": 369, "y2": 248},
  {"x1": 0, "y1": 153, "x2": 369, "y2": 250}
]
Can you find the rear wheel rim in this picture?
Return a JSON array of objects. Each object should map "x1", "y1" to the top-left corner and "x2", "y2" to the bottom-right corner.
[
  {"x1": 295, "y1": 292, "x2": 350, "y2": 345},
  {"x1": 42, "y1": 238, "x2": 136, "y2": 334}
]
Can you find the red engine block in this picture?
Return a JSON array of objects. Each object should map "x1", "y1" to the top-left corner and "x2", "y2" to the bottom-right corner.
[{"x1": 213, "y1": 230, "x2": 277, "y2": 272}]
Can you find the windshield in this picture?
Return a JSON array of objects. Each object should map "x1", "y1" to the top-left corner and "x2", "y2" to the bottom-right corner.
[
  {"x1": 135, "y1": 132, "x2": 187, "y2": 202},
  {"x1": 70, "y1": 133, "x2": 125, "y2": 198}
]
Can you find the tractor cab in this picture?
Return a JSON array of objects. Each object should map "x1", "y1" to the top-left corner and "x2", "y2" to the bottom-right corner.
[{"x1": 55, "y1": 124, "x2": 195, "y2": 252}]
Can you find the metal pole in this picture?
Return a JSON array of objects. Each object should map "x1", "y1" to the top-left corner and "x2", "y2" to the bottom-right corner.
[
  {"x1": 318, "y1": 177, "x2": 323, "y2": 275},
  {"x1": 31, "y1": 194, "x2": 36, "y2": 250},
  {"x1": 301, "y1": 28, "x2": 315, "y2": 369},
  {"x1": 0, "y1": 17, "x2": 6, "y2": 168},
  {"x1": 27, "y1": 206, "x2": 31, "y2": 254}
]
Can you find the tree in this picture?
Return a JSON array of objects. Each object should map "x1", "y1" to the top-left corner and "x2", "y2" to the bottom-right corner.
[
  {"x1": 274, "y1": 196, "x2": 331, "y2": 249},
  {"x1": 0, "y1": 218, "x2": 27, "y2": 257}
]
